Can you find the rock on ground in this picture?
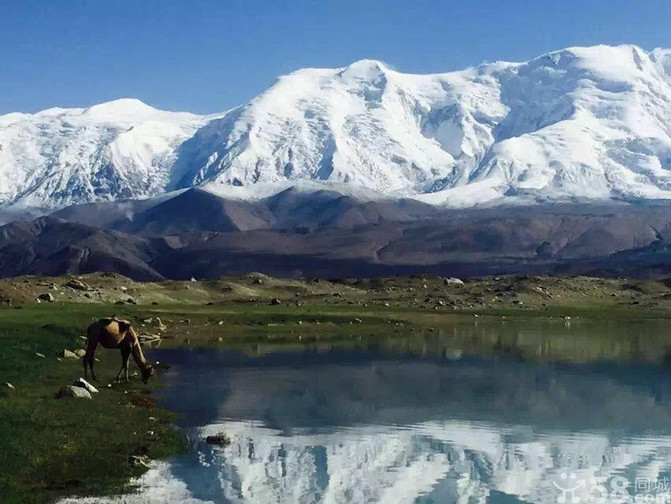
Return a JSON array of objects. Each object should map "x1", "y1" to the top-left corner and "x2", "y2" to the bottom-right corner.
[
  {"x1": 131, "y1": 455, "x2": 151, "y2": 468},
  {"x1": 142, "y1": 317, "x2": 167, "y2": 331},
  {"x1": 74, "y1": 378, "x2": 99, "y2": 394},
  {"x1": 65, "y1": 279, "x2": 89, "y2": 291},
  {"x1": 56, "y1": 385, "x2": 92, "y2": 399}
]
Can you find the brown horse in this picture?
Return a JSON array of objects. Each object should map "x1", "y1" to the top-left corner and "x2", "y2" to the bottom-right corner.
[{"x1": 84, "y1": 316, "x2": 155, "y2": 383}]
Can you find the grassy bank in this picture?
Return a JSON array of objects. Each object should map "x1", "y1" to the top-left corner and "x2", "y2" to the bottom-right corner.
[
  {"x1": 3, "y1": 272, "x2": 671, "y2": 502},
  {"x1": 0, "y1": 305, "x2": 183, "y2": 504}
]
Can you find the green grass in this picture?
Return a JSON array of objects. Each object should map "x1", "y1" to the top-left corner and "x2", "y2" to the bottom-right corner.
[
  {"x1": 3, "y1": 277, "x2": 671, "y2": 503},
  {"x1": 0, "y1": 302, "x2": 432, "y2": 503},
  {"x1": 0, "y1": 305, "x2": 183, "y2": 504}
]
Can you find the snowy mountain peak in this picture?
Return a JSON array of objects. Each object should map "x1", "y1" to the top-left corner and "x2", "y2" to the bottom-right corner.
[
  {"x1": 81, "y1": 98, "x2": 159, "y2": 121},
  {"x1": 0, "y1": 100, "x2": 211, "y2": 207},
  {"x1": 532, "y1": 44, "x2": 661, "y2": 83},
  {"x1": 2, "y1": 44, "x2": 671, "y2": 208},
  {"x1": 337, "y1": 59, "x2": 390, "y2": 79}
]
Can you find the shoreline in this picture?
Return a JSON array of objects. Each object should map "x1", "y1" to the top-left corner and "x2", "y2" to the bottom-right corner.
[{"x1": 4, "y1": 272, "x2": 671, "y2": 501}]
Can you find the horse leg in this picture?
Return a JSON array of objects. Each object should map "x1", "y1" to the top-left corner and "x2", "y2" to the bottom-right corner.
[
  {"x1": 116, "y1": 346, "x2": 131, "y2": 383},
  {"x1": 115, "y1": 364, "x2": 124, "y2": 383},
  {"x1": 124, "y1": 350, "x2": 131, "y2": 383},
  {"x1": 84, "y1": 337, "x2": 99, "y2": 381}
]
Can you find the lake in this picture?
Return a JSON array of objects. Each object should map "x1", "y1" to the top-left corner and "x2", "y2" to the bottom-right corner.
[{"x1": 62, "y1": 317, "x2": 671, "y2": 503}]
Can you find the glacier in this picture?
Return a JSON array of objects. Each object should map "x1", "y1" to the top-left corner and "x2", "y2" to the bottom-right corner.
[{"x1": 2, "y1": 44, "x2": 671, "y2": 208}]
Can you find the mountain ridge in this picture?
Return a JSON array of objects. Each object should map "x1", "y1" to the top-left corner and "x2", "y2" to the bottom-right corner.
[
  {"x1": 1, "y1": 191, "x2": 669, "y2": 280},
  {"x1": 2, "y1": 44, "x2": 671, "y2": 209}
]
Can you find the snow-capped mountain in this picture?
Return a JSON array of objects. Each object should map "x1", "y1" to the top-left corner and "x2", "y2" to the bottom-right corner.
[
  {"x1": 0, "y1": 99, "x2": 213, "y2": 207},
  {"x1": 3, "y1": 44, "x2": 671, "y2": 208},
  {"x1": 179, "y1": 44, "x2": 671, "y2": 207}
]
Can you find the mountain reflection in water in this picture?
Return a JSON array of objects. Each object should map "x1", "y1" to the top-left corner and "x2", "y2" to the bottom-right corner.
[
  {"x1": 147, "y1": 337, "x2": 671, "y2": 504},
  {"x1": 59, "y1": 322, "x2": 671, "y2": 503}
]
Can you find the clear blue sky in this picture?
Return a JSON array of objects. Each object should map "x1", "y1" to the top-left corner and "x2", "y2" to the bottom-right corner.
[{"x1": 1, "y1": 0, "x2": 670, "y2": 115}]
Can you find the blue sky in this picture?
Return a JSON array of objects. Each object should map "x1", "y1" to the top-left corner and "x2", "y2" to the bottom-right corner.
[{"x1": 1, "y1": 0, "x2": 670, "y2": 115}]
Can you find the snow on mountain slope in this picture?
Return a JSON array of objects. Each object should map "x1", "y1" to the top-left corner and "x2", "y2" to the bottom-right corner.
[
  {"x1": 170, "y1": 58, "x2": 508, "y2": 196},
  {"x1": 3, "y1": 44, "x2": 671, "y2": 209},
  {"x1": 176, "y1": 44, "x2": 671, "y2": 207},
  {"x1": 0, "y1": 99, "x2": 212, "y2": 207}
]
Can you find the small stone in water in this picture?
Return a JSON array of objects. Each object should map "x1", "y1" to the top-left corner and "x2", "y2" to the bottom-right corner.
[{"x1": 206, "y1": 433, "x2": 231, "y2": 446}]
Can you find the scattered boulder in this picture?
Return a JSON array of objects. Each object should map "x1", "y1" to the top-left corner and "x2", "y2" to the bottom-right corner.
[
  {"x1": 138, "y1": 333, "x2": 161, "y2": 343},
  {"x1": 206, "y1": 432, "x2": 231, "y2": 446},
  {"x1": 270, "y1": 298, "x2": 282, "y2": 306},
  {"x1": 131, "y1": 455, "x2": 151, "y2": 468},
  {"x1": 35, "y1": 352, "x2": 45, "y2": 358},
  {"x1": 74, "y1": 349, "x2": 86, "y2": 358},
  {"x1": 61, "y1": 349, "x2": 78, "y2": 359},
  {"x1": 74, "y1": 378, "x2": 98, "y2": 394},
  {"x1": 56, "y1": 385, "x2": 92, "y2": 399},
  {"x1": 4, "y1": 382, "x2": 15, "y2": 390},
  {"x1": 142, "y1": 317, "x2": 167, "y2": 331},
  {"x1": 65, "y1": 279, "x2": 89, "y2": 291},
  {"x1": 353, "y1": 317, "x2": 363, "y2": 323},
  {"x1": 38, "y1": 293, "x2": 55, "y2": 303},
  {"x1": 444, "y1": 277, "x2": 464, "y2": 285},
  {"x1": 151, "y1": 317, "x2": 167, "y2": 331}
]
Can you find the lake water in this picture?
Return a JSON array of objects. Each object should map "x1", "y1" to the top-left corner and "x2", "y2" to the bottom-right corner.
[{"x1": 62, "y1": 318, "x2": 671, "y2": 503}]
